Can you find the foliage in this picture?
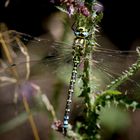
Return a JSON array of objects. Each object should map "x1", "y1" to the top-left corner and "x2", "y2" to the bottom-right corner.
[
  {"x1": 51, "y1": 0, "x2": 140, "y2": 140},
  {"x1": 0, "y1": 0, "x2": 140, "y2": 140}
]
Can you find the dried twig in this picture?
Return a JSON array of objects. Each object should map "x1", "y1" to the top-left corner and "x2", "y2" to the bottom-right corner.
[
  {"x1": 15, "y1": 38, "x2": 30, "y2": 80},
  {"x1": 0, "y1": 33, "x2": 18, "y2": 78}
]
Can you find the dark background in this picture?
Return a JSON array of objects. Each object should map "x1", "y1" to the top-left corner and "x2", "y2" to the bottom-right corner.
[
  {"x1": 0, "y1": 0, "x2": 140, "y2": 50},
  {"x1": 1, "y1": 1, "x2": 140, "y2": 140}
]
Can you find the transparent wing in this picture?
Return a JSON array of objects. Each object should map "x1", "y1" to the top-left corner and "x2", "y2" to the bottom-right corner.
[
  {"x1": 0, "y1": 30, "x2": 72, "y2": 75},
  {"x1": 0, "y1": 30, "x2": 140, "y2": 94},
  {"x1": 92, "y1": 46, "x2": 138, "y2": 78},
  {"x1": 91, "y1": 46, "x2": 140, "y2": 93}
]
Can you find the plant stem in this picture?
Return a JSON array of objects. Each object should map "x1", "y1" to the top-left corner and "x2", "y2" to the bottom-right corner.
[{"x1": 22, "y1": 95, "x2": 40, "y2": 140}]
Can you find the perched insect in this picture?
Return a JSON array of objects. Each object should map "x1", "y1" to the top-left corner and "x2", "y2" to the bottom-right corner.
[
  {"x1": 0, "y1": 29, "x2": 140, "y2": 135},
  {"x1": 62, "y1": 26, "x2": 91, "y2": 134}
]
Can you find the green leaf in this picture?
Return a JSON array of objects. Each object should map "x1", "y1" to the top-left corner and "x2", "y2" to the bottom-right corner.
[
  {"x1": 104, "y1": 90, "x2": 122, "y2": 95},
  {"x1": 99, "y1": 105, "x2": 130, "y2": 132}
]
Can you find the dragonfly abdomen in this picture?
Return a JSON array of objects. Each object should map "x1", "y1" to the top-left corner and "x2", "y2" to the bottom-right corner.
[
  {"x1": 63, "y1": 55, "x2": 79, "y2": 133},
  {"x1": 63, "y1": 27, "x2": 88, "y2": 134}
]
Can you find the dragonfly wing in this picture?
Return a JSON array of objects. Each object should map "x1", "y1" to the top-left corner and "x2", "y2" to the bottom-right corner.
[
  {"x1": 91, "y1": 47, "x2": 140, "y2": 93},
  {"x1": 0, "y1": 30, "x2": 73, "y2": 81}
]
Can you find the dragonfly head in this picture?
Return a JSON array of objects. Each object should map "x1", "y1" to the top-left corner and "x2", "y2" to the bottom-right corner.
[{"x1": 74, "y1": 27, "x2": 89, "y2": 38}]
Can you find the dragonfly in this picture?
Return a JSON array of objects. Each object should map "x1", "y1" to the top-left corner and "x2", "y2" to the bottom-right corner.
[{"x1": 0, "y1": 29, "x2": 140, "y2": 135}]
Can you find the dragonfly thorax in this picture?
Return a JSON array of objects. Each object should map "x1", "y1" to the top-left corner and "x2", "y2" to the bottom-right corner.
[{"x1": 74, "y1": 27, "x2": 89, "y2": 38}]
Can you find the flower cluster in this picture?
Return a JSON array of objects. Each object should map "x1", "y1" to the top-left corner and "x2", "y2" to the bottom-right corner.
[{"x1": 50, "y1": 0, "x2": 90, "y2": 16}]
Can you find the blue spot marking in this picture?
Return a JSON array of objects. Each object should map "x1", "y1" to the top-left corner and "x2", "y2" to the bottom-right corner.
[
  {"x1": 63, "y1": 124, "x2": 68, "y2": 128},
  {"x1": 64, "y1": 120, "x2": 68, "y2": 125},
  {"x1": 64, "y1": 115, "x2": 69, "y2": 120},
  {"x1": 83, "y1": 32, "x2": 89, "y2": 37},
  {"x1": 74, "y1": 31, "x2": 80, "y2": 36}
]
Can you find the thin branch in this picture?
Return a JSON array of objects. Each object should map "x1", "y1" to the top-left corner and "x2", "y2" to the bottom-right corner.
[
  {"x1": 15, "y1": 38, "x2": 30, "y2": 80},
  {"x1": 0, "y1": 33, "x2": 18, "y2": 78},
  {"x1": 31, "y1": 83, "x2": 57, "y2": 121},
  {"x1": 22, "y1": 95, "x2": 40, "y2": 140}
]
